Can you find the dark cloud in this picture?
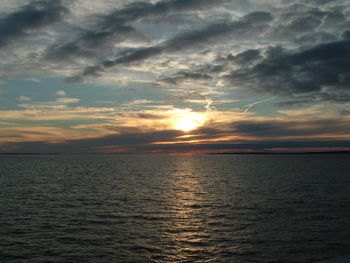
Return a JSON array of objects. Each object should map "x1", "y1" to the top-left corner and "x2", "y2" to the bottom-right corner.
[
  {"x1": 303, "y1": 0, "x2": 338, "y2": 5},
  {"x1": 340, "y1": 109, "x2": 350, "y2": 116},
  {"x1": 226, "y1": 39, "x2": 350, "y2": 102},
  {"x1": 269, "y1": 4, "x2": 350, "y2": 45},
  {"x1": 65, "y1": 65, "x2": 103, "y2": 83},
  {"x1": 0, "y1": 0, "x2": 68, "y2": 48},
  {"x1": 163, "y1": 11, "x2": 272, "y2": 52},
  {"x1": 2, "y1": 129, "x2": 350, "y2": 154},
  {"x1": 224, "y1": 49, "x2": 262, "y2": 66},
  {"x1": 294, "y1": 32, "x2": 337, "y2": 47},
  {"x1": 135, "y1": 113, "x2": 163, "y2": 119},
  {"x1": 161, "y1": 70, "x2": 212, "y2": 84},
  {"x1": 67, "y1": 11, "x2": 272, "y2": 82},
  {"x1": 233, "y1": 119, "x2": 350, "y2": 137},
  {"x1": 188, "y1": 117, "x2": 350, "y2": 141},
  {"x1": 0, "y1": 130, "x2": 182, "y2": 153},
  {"x1": 148, "y1": 0, "x2": 223, "y2": 13},
  {"x1": 46, "y1": 24, "x2": 136, "y2": 62},
  {"x1": 343, "y1": 30, "x2": 350, "y2": 39},
  {"x1": 158, "y1": 49, "x2": 263, "y2": 87},
  {"x1": 275, "y1": 9, "x2": 325, "y2": 35},
  {"x1": 1, "y1": 114, "x2": 350, "y2": 154},
  {"x1": 140, "y1": 140, "x2": 350, "y2": 153},
  {"x1": 45, "y1": 0, "x2": 227, "y2": 62},
  {"x1": 65, "y1": 46, "x2": 163, "y2": 82}
]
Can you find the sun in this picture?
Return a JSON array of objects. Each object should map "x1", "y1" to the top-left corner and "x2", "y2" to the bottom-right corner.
[{"x1": 175, "y1": 114, "x2": 205, "y2": 132}]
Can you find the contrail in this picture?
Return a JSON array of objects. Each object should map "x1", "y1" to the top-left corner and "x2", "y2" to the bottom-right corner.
[{"x1": 242, "y1": 97, "x2": 276, "y2": 113}]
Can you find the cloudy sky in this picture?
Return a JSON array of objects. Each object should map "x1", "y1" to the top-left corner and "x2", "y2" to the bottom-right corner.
[{"x1": 1, "y1": 0, "x2": 350, "y2": 154}]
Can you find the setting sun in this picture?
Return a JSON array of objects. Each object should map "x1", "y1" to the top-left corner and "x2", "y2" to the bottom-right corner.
[{"x1": 175, "y1": 114, "x2": 205, "y2": 132}]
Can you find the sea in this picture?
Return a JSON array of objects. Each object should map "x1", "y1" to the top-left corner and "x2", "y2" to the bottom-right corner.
[{"x1": 0, "y1": 154, "x2": 349, "y2": 263}]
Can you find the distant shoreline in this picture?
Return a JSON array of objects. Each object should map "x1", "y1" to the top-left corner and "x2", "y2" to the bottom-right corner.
[
  {"x1": 1, "y1": 151, "x2": 350, "y2": 155},
  {"x1": 209, "y1": 151, "x2": 350, "y2": 155}
]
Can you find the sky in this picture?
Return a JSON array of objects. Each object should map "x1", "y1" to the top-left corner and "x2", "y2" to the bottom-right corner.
[{"x1": 0, "y1": 0, "x2": 350, "y2": 154}]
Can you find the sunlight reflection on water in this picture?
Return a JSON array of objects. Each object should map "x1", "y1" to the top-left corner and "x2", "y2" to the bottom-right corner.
[
  {"x1": 0, "y1": 154, "x2": 349, "y2": 263},
  {"x1": 164, "y1": 157, "x2": 214, "y2": 262}
]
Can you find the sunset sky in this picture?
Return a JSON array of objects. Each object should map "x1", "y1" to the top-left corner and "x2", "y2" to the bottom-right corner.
[{"x1": 1, "y1": 0, "x2": 350, "y2": 154}]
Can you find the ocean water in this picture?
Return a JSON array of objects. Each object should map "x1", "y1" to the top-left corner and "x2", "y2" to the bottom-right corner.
[{"x1": 0, "y1": 154, "x2": 349, "y2": 263}]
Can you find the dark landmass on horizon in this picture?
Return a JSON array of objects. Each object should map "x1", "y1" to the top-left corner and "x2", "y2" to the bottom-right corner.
[
  {"x1": 1, "y1": 151, "x2": 350, "y2": 155},
  {"x1": 209, "y1": 151, "x2": 350, "y2": 155}
]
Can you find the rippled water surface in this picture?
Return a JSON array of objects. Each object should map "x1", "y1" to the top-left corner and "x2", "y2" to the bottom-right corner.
[{"x1": 1, "y1": 154, "x2": 349, "y2": 262}]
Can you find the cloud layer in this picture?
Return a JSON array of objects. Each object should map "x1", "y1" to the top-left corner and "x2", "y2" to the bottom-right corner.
[
  {"x1": 0, "y1": 0, "x2": 68, "y2": 48},
  {"x1": 1, "y1": 0, "x2": 350, "y2": 153}
]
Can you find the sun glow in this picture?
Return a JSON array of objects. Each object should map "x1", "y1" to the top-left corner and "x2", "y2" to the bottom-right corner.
[{"x1": 175, "y1": 113, "x2": 206, "y2": 132}]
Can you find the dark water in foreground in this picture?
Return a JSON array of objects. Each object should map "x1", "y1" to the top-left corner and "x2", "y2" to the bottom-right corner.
[{"x1": 0, "y1": 154, "x2": 349, "y2": 263}]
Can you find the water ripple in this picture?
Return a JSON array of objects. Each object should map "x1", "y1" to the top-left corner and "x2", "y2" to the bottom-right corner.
[{"x1": 0, "y1": 154, "x2": 349, "y2": 262}]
